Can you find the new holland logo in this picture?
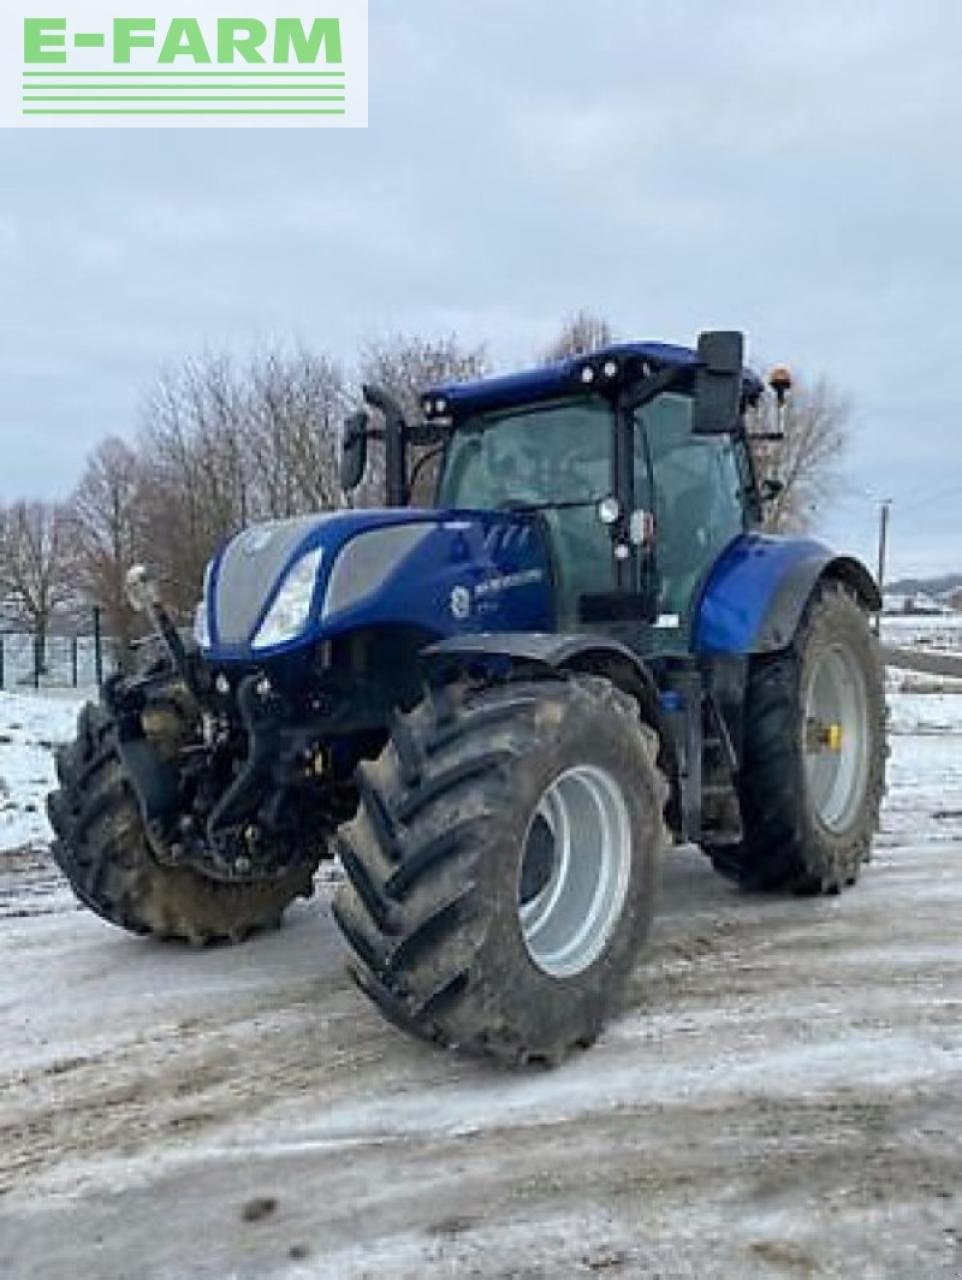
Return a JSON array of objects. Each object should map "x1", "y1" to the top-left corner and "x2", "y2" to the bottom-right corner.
[{"x1": 2, "y1": 1, "x2": 368, "y2": 128}]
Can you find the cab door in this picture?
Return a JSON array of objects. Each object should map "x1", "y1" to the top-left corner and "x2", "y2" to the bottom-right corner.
[{"x1": 634, "y1": 392, "x2": 746, "y2": 646}]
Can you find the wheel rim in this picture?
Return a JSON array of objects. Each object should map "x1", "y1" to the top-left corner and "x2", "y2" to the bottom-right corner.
[
  {"x1": 803, "y1": 642, "x2": 870, "y2": 834},
  {"x1": 518, "y1": 765, "x2": 632, "y2": 979}
]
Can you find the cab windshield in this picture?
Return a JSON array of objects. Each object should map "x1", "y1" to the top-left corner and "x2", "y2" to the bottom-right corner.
[
  {"x1": 438, "y1": 397, "x2": 615, "y2": 627},
  {"x1": 437, "y1": 397, "x2": 611, "y2": 510}
]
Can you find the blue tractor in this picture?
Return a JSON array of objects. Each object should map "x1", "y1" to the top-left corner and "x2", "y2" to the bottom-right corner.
[{"x1": 48, "y1": 332, "x2": 886, "y2": 1065}]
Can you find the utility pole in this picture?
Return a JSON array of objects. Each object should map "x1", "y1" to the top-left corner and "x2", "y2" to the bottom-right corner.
[
  {"x1": 93, "y1": 605, "x2": 103, "y2": 690},
  {"x1": 875, "y1": 499, "x2": 892, "y2": 636}
]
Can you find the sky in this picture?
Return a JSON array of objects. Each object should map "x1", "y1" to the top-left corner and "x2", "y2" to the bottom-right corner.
[{"x1": 1, "y1": 0, "x2": 960, "y2": 579}]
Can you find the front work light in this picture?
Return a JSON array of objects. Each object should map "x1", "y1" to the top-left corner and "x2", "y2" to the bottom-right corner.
[{"x1": 252, "y1": 548, "x2": 324, "y2": 650}]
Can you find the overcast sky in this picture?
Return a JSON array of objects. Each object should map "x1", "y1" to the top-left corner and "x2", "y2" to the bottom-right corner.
[{"x1": 1, "y1": 0, "x2": 960, "y2": 578}]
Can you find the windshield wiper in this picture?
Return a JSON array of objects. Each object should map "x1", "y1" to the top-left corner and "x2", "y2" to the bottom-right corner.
[{"x1": 498, "y1": 497, "x2": 601, "y2": 515}]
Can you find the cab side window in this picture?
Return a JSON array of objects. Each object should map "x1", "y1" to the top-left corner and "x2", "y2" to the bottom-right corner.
[{"x1": 634, "y1": 394, "x2": 745, "y2": 620}]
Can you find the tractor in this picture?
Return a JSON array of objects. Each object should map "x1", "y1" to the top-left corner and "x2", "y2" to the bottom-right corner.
[{"x1": 47, "y1": 332, "x2": 886, "y2": 1065}]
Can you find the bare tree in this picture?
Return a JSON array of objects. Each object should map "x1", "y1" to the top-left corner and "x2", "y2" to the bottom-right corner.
[
  {"x1": 136, "y1": 345, "x2": 350, "y2": 616},
  {"x1": 246, "y1": 346, "x2": 348, "y2": 517},
  {"x1": 358, "y1": 334, "x2": 488, "y2": 502},
  {"x1": 359, "y1": 333, "x2": 488, "y2": 424},
  {"x1": 67, "y1": 437, "x2": 144, "y2": 654},
  {"x1": 0, "y1": 500, "x2": 74, "y2": 670},
  {"x1": 138, "y1": 362, "x2": 228, "y2": 617},
  {"x1": 542, "y1": 310, "x2": 616, "y2": 362},
  {"x1": 748, "y1": 373, "x2": 850, "y2": 533}
]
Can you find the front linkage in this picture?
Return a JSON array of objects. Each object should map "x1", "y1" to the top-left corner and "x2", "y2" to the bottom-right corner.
[{"x1": 111, "y1": 567, "x2": 354, "y2": 885}]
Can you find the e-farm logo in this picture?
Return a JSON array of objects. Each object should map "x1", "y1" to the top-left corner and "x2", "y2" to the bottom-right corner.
[{"x1": 1, "y1": 2, "x2": 367, "y2": 127}]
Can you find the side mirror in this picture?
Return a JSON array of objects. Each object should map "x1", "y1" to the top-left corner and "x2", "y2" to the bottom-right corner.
[
  {"x1": 340, "y1": 411, "x2": 369, "y2": 492},
  {"x1": 692, "y1": 331, "x2": 744, "y2": 435}
]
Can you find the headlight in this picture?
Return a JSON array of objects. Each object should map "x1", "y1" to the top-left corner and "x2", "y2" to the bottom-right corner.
[
  {"x1": 194, "y1": 564, "x2": 212, "y2": 648},
  {"x1": 194, "y1": 600, "x2": 211, "y2": 649},
  {"x1": 251, "y1": 548, "x2": 323, "y2": 650}
]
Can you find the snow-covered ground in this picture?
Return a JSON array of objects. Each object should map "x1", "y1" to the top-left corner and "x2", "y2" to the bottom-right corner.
[
  {"x1": 0, "y1": 690, "x2": 85, "y2": 853},
  {"x1": 3, "y1": 675, "x2": 962, "y2": 856},
  {"x1": 882, "y1": 613, "x2": 962, "y2": 654},
  {"x1": 0, "y1": 683, "x2": 960, "y2": 1279},
  {"x1": 883, "y1": 674, "x2": 962, "y2": 852}
]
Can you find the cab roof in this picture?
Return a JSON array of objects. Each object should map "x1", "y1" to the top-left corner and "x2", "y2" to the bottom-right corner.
[{"x1": 425, "y1": 340, "x2": 764, "y2": 419}]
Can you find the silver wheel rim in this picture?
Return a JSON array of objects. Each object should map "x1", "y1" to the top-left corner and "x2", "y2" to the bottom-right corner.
[
  {"x1": 518, "y1": 765, "x2": 632, "y2": 979},
  {"x1": 803, "y1": 642, "x2": 870, "y2": 834}
]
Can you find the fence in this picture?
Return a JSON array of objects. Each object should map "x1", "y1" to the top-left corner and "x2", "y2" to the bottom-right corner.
[{"x1": 0, "y1": 611, "x2": 113, "y2": 691}]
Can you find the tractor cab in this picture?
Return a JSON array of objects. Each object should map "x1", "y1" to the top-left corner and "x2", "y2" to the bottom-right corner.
[
  {"x1": 345, "y1": 332, "x2": 764, "y2": 654},
  {"x1": 435, "y1": 377, "x2": 757, "y2": 648}
]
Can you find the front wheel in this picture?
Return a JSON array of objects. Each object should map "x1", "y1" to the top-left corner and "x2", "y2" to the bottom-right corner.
[
  {"x1": 333, "y1": 675, "x2": 669, "y2": 1065},
  {"x1": 707, "y1": 582, "x2": 886, "y2": 893},
  {"x1": 48, "y1": 696, "x2": 316, "y2": 944}
]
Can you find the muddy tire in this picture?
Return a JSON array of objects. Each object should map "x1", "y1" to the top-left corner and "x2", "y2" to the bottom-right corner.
[
  {"x1": 708, "y1": 582, "x2": 885, "y2": 893},
  {"x1": 47, "y1": 698, "x2": 314, "y2": 944},
  {"x1": 332, "y1": 675, "x2": 669, "y2": 1066}
]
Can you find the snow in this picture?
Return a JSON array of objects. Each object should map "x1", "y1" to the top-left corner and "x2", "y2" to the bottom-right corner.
[
  {"x1": 888, "y1": 689, "x2": 962, "y2": 735},
  {"x1": 0, "y1": 690, "x2": 86, "y2": 853},
  {"x1": 882, "y1": 614, "x2": 962, "y2": 654},
  {"x1": 5, "y1": 677, "x2": 961, "y2": 856}
]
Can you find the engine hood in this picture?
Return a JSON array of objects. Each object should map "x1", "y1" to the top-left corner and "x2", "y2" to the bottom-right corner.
[{"x1": 204, "y1": 507, "x2": 554, "y2": 659}]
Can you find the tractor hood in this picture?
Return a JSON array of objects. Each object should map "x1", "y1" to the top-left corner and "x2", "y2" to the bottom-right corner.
[{"x1": 201, "y1": 507, "x2": 554, "y2": 660}]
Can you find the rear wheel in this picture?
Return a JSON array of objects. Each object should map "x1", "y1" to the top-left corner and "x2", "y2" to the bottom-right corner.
[
  {"x1": 47, "y1": 695, "x2": 315, "y2": 944},
  {"x1": 708, "y1": 582, "x2": 885, "y2": 893},
  {"x1": 333, "y1": 675, "x2": 669, "y2": 1065}
]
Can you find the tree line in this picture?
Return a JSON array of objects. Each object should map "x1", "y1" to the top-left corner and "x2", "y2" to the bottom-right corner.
[{"x1": 0, "y1": 314, "x2": 849, "y2": 664}]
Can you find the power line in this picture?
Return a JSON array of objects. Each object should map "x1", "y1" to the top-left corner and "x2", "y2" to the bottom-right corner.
[{"x1": 897, "y1": 483, "x2": 962, "y2": 515}]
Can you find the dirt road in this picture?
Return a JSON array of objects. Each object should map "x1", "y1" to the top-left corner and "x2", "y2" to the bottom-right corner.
[
  {"x1": 1, "y1": 731, "x2": 961, "y2": 1279},
  {"x1": 885, "y1": 647, "x2": 962, "y2": 678}
]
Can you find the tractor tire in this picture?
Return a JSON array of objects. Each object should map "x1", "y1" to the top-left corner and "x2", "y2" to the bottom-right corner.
[
  {"x1": 332, "y1": 675, "x2": 669, "y2": 1066},
  {"x1": 47, "y1": 697, "x2": 315, "y2": 944},
  {"x1": 707, "y1": 581, "x2": 885, "y2": 893}
]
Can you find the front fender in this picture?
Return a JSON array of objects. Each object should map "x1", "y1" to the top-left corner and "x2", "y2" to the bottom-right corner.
[
  {"x1": 424, "y1": 631, "x2": 663, "y2": 724},
  {"x1": 694, "y1": 533, "x2": 880, "y2": 655}
]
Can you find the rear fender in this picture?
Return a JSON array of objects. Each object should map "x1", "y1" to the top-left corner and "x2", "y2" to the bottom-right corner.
[{"x1": 694, "y1": 534, "x2": 880, "y2": 655}]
